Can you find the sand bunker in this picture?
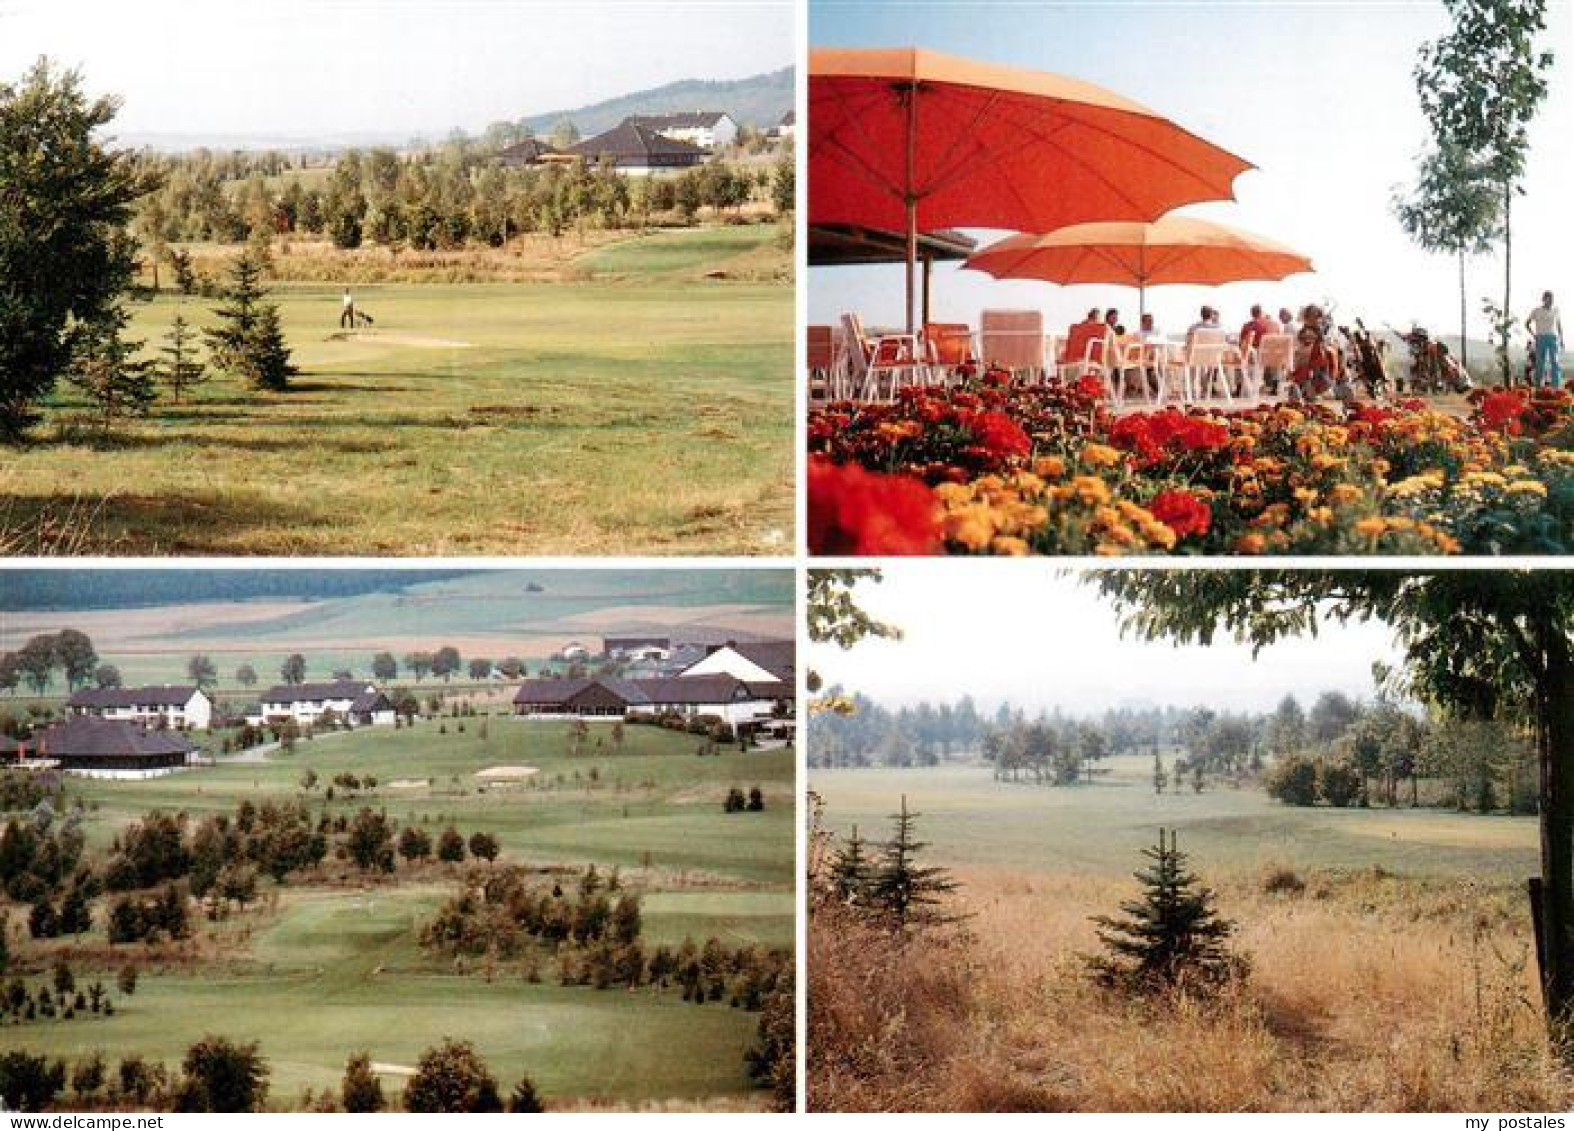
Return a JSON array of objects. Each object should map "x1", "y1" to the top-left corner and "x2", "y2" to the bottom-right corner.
[
  {"x1": 475, "y1": 765, "x2": 540, "y2": 781},
  {"x1": 369, "y1": 1063, "x2": 416, "y2": 1077},
  {"x1": 325, "y1": 331, "x2": 474, "y2": 348},
  {"x1": 386, "y1": 778, "x2": 430, "y2": 789}
]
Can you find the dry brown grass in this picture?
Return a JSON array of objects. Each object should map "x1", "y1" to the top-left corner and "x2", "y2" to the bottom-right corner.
[{"x1": 809, "y1": 866, "x2": 1573, "y2": 1111}]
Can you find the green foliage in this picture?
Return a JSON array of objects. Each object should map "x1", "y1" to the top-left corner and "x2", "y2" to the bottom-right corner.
[
  {"x1": 65, "y1": 305, "x2": 157, "y2": 432},
  {"x1": 204, "y1": 248, "x2": 296, "y2": 392},
  {"x1": 1415, "y1": 0, "x2": 1553, "y2": 381},
  {"x1": 340, "y1": 1052, "x2": 385, "y2": 1113},
  {"x1": 865, "y1": 795, "x2": 959, "y2": 930},
  {"x1": 0, "y1": 59, "x2": 153, "y2": 440},
  {"x1": 402, "y1": 1039, "x2": 504, "y2": 1113},
  {"x1": 0, "y1": 1048, "x2": 63, "y2": 1112},
  {"x1": 1317, "y1": 759, "x2": 1364, "y2": 808},
  {"x1": 1088, "y1": 829, "x2": 1244, "y2": 993},
  {"x1": 155, "y1": 313, "x2": 208, "y2": 404},
  {"x1": 1266, "y1": 754, "x2": 1319, "y2": 806},
  {"x1": 175, "y1": 1035, "x2": 269, "y2": 1113}
]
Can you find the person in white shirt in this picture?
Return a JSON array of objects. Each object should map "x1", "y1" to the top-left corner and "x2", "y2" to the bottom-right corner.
[
  {"x1": 341, "y1": 289, "x2": 356, "y2": 330},
  {"x1": 1527, "y1": 291, "x2": 1563, "y2": 387}
]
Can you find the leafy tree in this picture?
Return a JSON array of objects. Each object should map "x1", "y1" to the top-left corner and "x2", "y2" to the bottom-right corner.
[
  {"x1": 866, "y1": 795, "x2": 958, "y2": 930},
  {"x1": 402, "y1": 1039, "x2": 503, "y2": 1113},
  {"x1": 404, "y1": 651, "x2": 434, "y2": 681},
  {"x1": 372, "y1": 652, "x2": 398, "y2": 682},
  {"x1": 187, "y1": 653, "x2": 218, "y2": 691},
  {"x1": 467, "y1": 831, "x2": 499, "y2": 863},
  {"x1": 116, "y1": 964, "x2": 138, "y2": 997},
  {"x1": 1088, "y1": 829, "x2": 1242, "y2": 993},
  {"x1": 1393, "y1": 141, "x2": 1502, "y2": 371},
  {"x1": 1096, "y1": 569, "x2": 1574, "y2": 1050},
  {"x1": 1317, "y1": 759, "x2": 1363, "y2": 808},
  {"x1": 346, "y1": 809, "x2": 395, "y2": 873},
  {"x1": 70, "y1": 1051, "x2": 105, "y2": 1100},
  {"x1": 436, "y1": 826, "x2": 465, "y2": 863},
  {"x1": 235, "y1": 663, "x2": 257, "y2": 689},
  {"x1": 15, "y1": 635, "x2": 58, "y2": 694},
  {"x1": 94, "y1": 663, "x2": 123, "y2": 689},
  {"x1": 175, "y1": 1035, "x2": 268, "y2": 1112},
  {"x1": 1265, "y1": 753, "x2": 1318, "y2": 806},
  {"x1": 468, "y1": 658, "x2": 492, "y2": 681},
  {"x1": 0, "y1": 1048, "x2": 62, "y2": 1111},
  {"x1": 397, "y1": 825, "x2": 431, "y2": 862},
  {"x1": 279, "y1": 653, "x2": 307, "y2": 685},
  {"x1": 1415, "y1": 0, "x2": 1554, "y2": 383},
  {"x1": 204, "y1": 247, "x2": 295, "y2": 392},
  {"x1": 155, "y1": 313, "x2": 208, "y2": 404},
  {"x1": 0, "y1": 59, "x2": 153, "y2": 440},
  {"x1": 341, "y1": 1052, "x2": 385, "y2": 1113},
  {"x1": 53, "y1": 629, "x2": 98, "y2": 690},
  {"x1": 433, "y1": 645, "x2": 462, "y2": 682}
]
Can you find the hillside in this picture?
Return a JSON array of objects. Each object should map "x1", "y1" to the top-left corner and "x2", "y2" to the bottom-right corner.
[{"x1": 519, "y1": 67, "x2": 793, "y2": 136}]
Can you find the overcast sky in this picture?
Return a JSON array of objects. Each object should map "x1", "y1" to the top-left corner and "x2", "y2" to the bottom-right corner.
[
  {"x1": 810, "y1": 0, "x2": 1572, "y2": 344},
  {"x1": 809, "y1": 565, "x2": 1405, "y2": 715},
  {"x1": 0, "y1": 0, "x2": 794, "y2": 140}
]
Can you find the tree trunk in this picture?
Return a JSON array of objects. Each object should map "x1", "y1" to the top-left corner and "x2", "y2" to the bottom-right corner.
[
  {"x1": 1538, "y1": 629, "x2": 1574, "y2": 1055},
  {"x1": 1458, "y1": 249, "x2": 1469, "y2": 373},
  {"x1": 1502, "y1": 181, "x2": 1514, "y2": 387}
]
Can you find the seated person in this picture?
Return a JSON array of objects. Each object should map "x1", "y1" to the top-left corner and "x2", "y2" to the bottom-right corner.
[{"x1": 1239, "y1": 304, "x2": 1276, "y2": 353}]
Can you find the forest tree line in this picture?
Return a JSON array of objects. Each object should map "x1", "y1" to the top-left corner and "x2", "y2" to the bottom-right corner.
[{"x1": 809, "y1": 689, "x2": 1537, "y2": 814}]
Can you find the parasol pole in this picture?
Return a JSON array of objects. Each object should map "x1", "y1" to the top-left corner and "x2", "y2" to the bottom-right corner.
[{"x1": 904, "y1": 80, "x2": 919, "y2": 335}]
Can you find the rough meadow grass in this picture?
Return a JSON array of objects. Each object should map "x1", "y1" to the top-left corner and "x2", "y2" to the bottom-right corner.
[
  {"x1": 809, "y1": 758, "x2": 1572, "y2": 1111},
  {"x1": 0, "y1": 226, "x2": 792, "y2": 555}
]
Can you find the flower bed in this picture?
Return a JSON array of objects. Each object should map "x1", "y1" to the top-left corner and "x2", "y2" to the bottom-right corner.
[{"x1": 808, "y1": 371, "x2": 1574, "y2": 556}]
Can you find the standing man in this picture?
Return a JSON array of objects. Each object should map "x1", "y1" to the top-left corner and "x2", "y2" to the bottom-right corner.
[
  {"x1": 340, "y1": 288, "x2": 356, "y2": 330},
  {"x1": 1527, "y1": 291, "x2": 1563, "y2": 387}
]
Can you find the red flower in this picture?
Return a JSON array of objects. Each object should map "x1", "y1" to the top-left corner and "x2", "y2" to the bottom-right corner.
[
  {"x1": 1478, "y1": 391, "x2": 1528, "y2": 434},
  {"x1": 1074, "y1": 375, "x2": 1107, "y2": 401},
  {"x1": 965, "y1": 410, "x2": 1032, "y2": 460},
  {"x1": 1147, "y1": 489, "x2": 1212, "y2": 538},
  {"x1": 808, "y1": 457, "x2": 941, "y2": 556}
]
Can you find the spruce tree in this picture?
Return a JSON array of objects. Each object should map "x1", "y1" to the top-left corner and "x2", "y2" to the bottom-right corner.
[
  {"x1": 156, "y1": 313, "x2": 208, "y2": 403},
  {"x1": 205, "y1": 249, "x2": 295, "y2": 392},
  {"x1": 866, "y1": 796, "x2": 958, "y2": 929},
  {"x1": 1088, "y1": 829, "x2": 1243, "y2": 993},
  {"x1": 66, "y1": 307, "x2": 156, "y2": 432},
  {"x1": 827, "y1": 824, "x2": 870, "y2": 905}
]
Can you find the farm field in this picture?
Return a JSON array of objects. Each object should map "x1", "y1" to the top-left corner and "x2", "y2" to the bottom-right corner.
[
  {"x1": 0, "y1": 569, "x2": 794, "y2": 690},
  {"x1": 0, "y1": 226, "x2": 792, "y2": 557},
  {"x1": 810, "y1": 757, "x2": 1570, "y2": 1111},
  {"x1": 6, "y1": 720, "x2": 794, "y2": 1107}
]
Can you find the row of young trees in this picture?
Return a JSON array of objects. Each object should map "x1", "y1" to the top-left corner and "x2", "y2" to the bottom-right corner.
[
  {"x1": 134, "y1": 142, "x2": 792, "y2": 256},
  {"x1": 0, "y1": 1034, "x2": 546, "y2": 1113}
]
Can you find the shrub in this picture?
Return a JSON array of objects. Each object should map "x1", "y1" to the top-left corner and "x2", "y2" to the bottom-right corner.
[
  {"x1": 508, "y1": 1074, "x2": 545, "y2": 1113},
  {"x1": 1265, "y1": 754, "x2": 1319, "y2": 806},
  {"x1": 402, "y1": 1039, "x2": 503, "y2": 1113},
  {"x1": 341, "y1": 1052, "x2": 385, "y2": 1113},
  {"x1": 175, "y1": 1036, "x2": 268, "y2": 1113},
  {"x1": 1317, "y1": 760, "x2": 1363, "y2": 808},
  {"x1": 1261, "y1": 864, "x2": 1306, "y2": 896}
]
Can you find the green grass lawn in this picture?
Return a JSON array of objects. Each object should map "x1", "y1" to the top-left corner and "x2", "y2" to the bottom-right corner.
[
  {"x1": 0, "y1": 229, "x2": 791, "y2": 555},
  {"x1": 812, "y1": 755, "x2": 1540, "y2": 884},
  {"x1": 5, "y1": 720, "x2": 792, "y2": 1106}
]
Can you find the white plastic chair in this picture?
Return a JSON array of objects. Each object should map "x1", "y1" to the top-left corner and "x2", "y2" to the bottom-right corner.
[
  {"x1": 841, "y1": 313, "x2": 926, "y2": 402},
  {"x1": 980, "y1": 310, "x2": 1046, "y2": 379}
]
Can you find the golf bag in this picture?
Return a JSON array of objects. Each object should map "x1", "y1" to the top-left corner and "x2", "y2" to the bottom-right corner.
[{"x1": 1396, "y1": 325, "x2": 1471, "y2": 395}]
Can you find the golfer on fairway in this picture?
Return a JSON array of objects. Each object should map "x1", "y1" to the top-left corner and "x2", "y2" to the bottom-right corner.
[{"x1": 340, "y1": 288, "x2": 356, "y2": 330}]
